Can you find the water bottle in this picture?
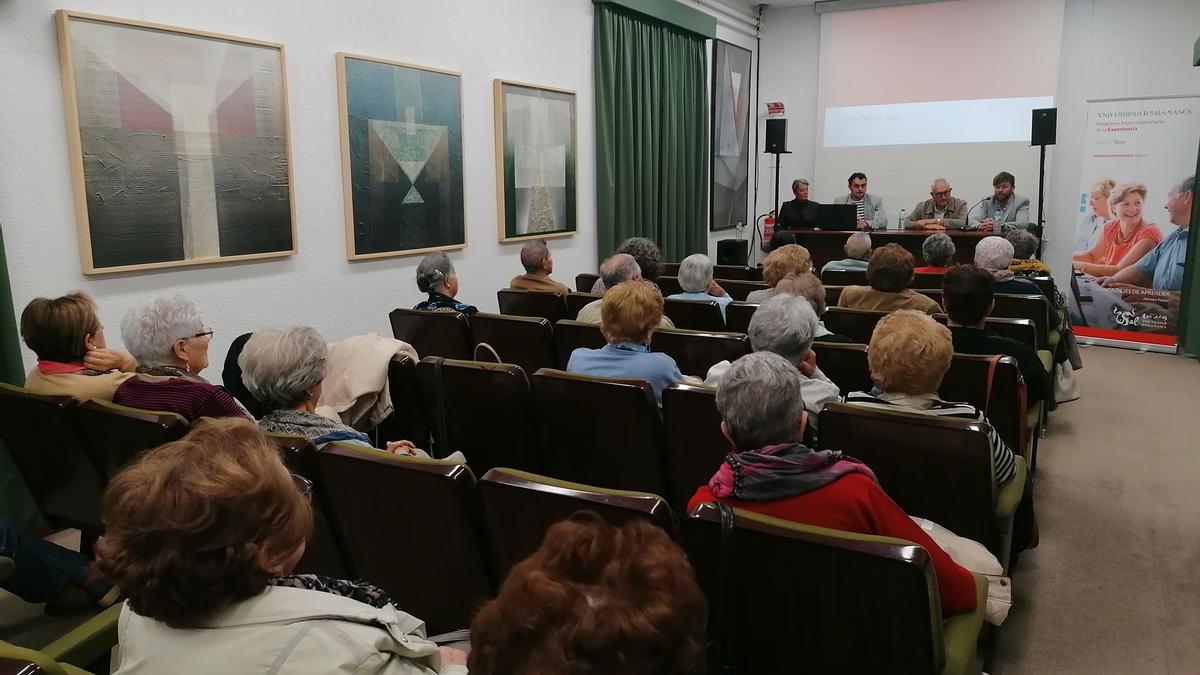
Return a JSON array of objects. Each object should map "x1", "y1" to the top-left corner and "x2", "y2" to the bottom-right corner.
[{"x1": 897, "y1": 209, "x2": 906, "y2": 230}]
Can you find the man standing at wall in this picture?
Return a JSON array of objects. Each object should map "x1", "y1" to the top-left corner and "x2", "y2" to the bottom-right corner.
[{"x1": 832, "y1": 172, "x2": 887, "y2": 230}]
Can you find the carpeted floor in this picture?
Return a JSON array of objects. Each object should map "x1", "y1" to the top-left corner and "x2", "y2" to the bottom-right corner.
[{"x1": 994, "y1": 345, "x2": 1200, "y2": 673}]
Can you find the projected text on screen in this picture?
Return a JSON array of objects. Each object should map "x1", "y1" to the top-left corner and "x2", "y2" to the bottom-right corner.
[{"x1": 823, "y1": 96, "x2": 1054, "y2": 148}]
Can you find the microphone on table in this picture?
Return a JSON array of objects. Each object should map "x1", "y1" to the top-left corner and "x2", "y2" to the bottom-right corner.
[{"x1": 963, "y1": 197, "x2": 990, "y2": 230}]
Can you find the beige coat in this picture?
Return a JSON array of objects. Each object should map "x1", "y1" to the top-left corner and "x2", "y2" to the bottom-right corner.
[
  {"x1": 508, "y1": 272, "x2": 570, "y2": 294},
  {"x1": 24, "y1": 369, "x2": 132, "y2": 401},
  {"x1": 316, "y1": 334, "x2": 419, "y2": 430},
  {"x1": 113, "y1": 586, "x2": 466, "y2": 675}
]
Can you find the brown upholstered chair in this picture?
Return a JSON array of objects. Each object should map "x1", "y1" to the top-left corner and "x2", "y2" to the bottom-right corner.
[
  {"x1": 551, "y1": 320, "x2": 607, "y2": 368},
  {"x1": 565, "y1": 292, "x2": 603, "y2": 320},
  {"x1": 478, "y1": 468, "x2": 676, "y2": 583},
  {"x1": 912, "y1": 273, "x2": 945, "y2": 289},
  {"x1": 822, "y1": 307, "x2": 886, "y2": 344},
  {"x1": 991, "y1": 293, "x2": 1051, "y2": 349},
  {"x1": 660, "y1": 383, "x2": 728, "y2": 512},
  {"x1": 575, "y1": 272, "x2": 600, "y2": 292},
  {"x1": 662, "y1": 298, "x2": 725, "y2": 332},
  {"x1": 649, "y1": 328, "x2": 751, "y2": 379},
  {"x1": 809, "y1": 342, "x2": 872, "y2": 396},
  {"x1": 825, "y1": 285, "x2": 844, "y2": 307},
  {"x1": 530, "y1": 369, "x2": 668, "y2": 496},
  {"x1": 75, "y1": 400, "x2": 188, "y2": 481},
  {"x1": 930, "y1": 314, "x2": 1039, "y2": 352},
  {"x1": 370, "y1": 356, "x2": 431, "y2": 451},
  {"x1": 1029, "y1": 276, "x2": 1055, "y2": 300},
  {"x1": 716, "y1": 279, "x2": 768, "y2": 301},
  {"x1": 940, "y1": 354, "x2": 1030, "y2": 457},
  {"x1": 724, "y1": 302, "x2": 757, "y2": 334},
  {"x1": 469, "y1": 312, "x2": 558, "y2": 375},
  {"x1": 496, "y1": 289, "x2": 567, "y2": 323},
  {"x1": 684, "y1": 502, "x2": 987, "y2": 675},
  {"x1": 661, "y1": 262, "x2": 681, "y2": 277},
  {"x1": 266, "y1": 434, "x2": 353, "y2": 579},
  {"x1": 415, "y1": 357, "x2": 541, "y2": 474},
  {"x1": 314, "y1": 445, "x2": 493, "y2": 634},
  {"x1": 0, "y1": 385, "x2": 103, "y2": 534},
  {"x1": 714, "y1": 265, "x2": 762, "y2": 281},
  {"x1": 657, "y1": 276, "x2": 684, "y2": 296},
  {"x1": 821, "y1": 268, "x2": 868, "y2": 287},
  {"x1": 222, "y1": 332, "x2": 264, "y2": 418},
  {"x1": 388, "y1": 308, "x2": 473, "y2": 360},
  {"x1": 817, "y1": 402, "x2": 1025, "y2": 565}
]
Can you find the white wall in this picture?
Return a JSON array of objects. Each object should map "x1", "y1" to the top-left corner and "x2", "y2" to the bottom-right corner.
[
  {"x1": 757, "y1": 0, "x2": 1200, "y2": 283},
  {"x1": 0, "y1": 0, "x2": 760, "y2": 373}
]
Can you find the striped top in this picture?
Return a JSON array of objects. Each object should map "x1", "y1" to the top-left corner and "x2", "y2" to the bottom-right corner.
[
  {"x1": 113, "y1": 374, "x2": 251, "y2": 421},
  {"x1": 842, "y1": 390, "x2": 1017, "y2": 483}
]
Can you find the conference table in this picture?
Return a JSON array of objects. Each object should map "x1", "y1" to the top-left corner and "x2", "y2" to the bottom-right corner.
[{"x1": 788, "y1": 229, "x2": 995, "y2": 269}]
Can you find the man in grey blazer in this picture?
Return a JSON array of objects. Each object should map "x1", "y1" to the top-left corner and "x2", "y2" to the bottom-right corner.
[
  {"x1": 968, "y1": 171, "x2": 1031, "y2": 232},
  {"x1": 832, "y1": 172, "x2": 888, "y2": 230}
]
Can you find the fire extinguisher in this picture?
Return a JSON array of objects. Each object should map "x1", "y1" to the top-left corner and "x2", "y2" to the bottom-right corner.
[{"x1": 761, "y1": 212, "x2": 776, "y2": 252}]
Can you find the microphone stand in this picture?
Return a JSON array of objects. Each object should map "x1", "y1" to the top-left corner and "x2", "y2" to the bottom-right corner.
[{"x1": 963, "y1": 197, "x2": 989, "y2": 230}]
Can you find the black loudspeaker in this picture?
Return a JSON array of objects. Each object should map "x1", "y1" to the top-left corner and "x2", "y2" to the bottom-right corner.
[
  {"x1": 717, "y1": 239, "x2": 749, "y2": 266},
  {"x1": 765, "y1": 118, "x2": 788, "y2": 153},
  {"x1": 1031, "y1": 108, "x2": 1057, "y2": 146}
]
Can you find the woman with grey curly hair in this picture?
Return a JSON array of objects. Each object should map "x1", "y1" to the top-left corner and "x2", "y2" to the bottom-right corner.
[
  {"x1": 241, "y1": 326, "x2": 421, "y2": 454},
  {"x1": 915, "y1": 233, "x2": 956, "y2": 274},
  {"x1": 113, "y1": 294, "x2": 248, "y2": 421},
  {"x1": 591, "y1": 237, "x2": 664, "y2": 293},
  {"x1": 413, "y1": 252, "x2": 477, "y2": 315}
]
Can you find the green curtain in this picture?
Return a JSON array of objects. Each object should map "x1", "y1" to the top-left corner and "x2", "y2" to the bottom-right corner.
[
  {"x1": 594, "y1": 3, "x2": 708, "y2": 264},
  {"x1": 0, "y1": 220, "x2": 42, "y2": 527}
]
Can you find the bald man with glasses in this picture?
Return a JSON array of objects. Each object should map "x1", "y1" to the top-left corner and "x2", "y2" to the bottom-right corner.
[{"x1": 906, "y1": 178, "x2": 969, "y2": 230}]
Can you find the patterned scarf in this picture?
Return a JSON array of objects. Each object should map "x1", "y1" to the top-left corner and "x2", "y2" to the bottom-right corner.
[
  {"x1": 258, "y1": 409, "x2": 370, "y2": 445},
  {"x1": 708, "y1": 442, "x2": 877, "y2": 501},
  {"x1": 989, "y1": 268, "x2": 1016, "y2": 282}
]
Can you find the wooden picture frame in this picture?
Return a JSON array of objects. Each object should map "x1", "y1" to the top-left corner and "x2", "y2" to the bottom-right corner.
[
  {"x1": 337, "y1": 53, "x2": 466, "y2": 260},
  {"x1": 493, "y1": 79, "x2": 577, "y2": 243},
  {"x1": 710, "y1": 39, "x2": 752, "y2": 232},
  {"x1": 56, "y1": 10, "x2": 297, "y2": 275}
]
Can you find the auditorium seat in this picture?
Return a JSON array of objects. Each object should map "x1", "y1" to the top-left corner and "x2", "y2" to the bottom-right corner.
[
  {"x1": 496, "y1": 288, "x2": 568, "y2": 323},
  {"x1": 75, "y1": 400, "x2": 188, "y2": 480},
  {"x1": 0, "y1": 385, "x2": 103, "y2": 535},
  {"x1": 0, "y1": 603, "x2": 122, "y2": 675},
  {"x1": 649, "y1": 328, "x2": 751, "y2": 379},
  {"x1": 388, "y1": 308, "x2": 473, "y2": 360},
  {"x1": 716, "y1": 279, "x2": 768, "y2": 301},
  {"x1": 575, "y1": 272, "x2": 600, "y2": 292},
  {"x1": 823, "y1": 307, "x2": 1040, "y2": 352},
  {"x1": 821, "y1": 268, "x2": 867, "y2": 287},
  {"x1": 371, "y1": 356, "x2": 431, "y2": 451},
  {"x1": 530, "y1": 369, "x2": 669, "y2": 496},
  {"x1": 810, "y1": 342, "x2": 873, "y2": 395},
  {"x1": 468, "y1": 312, "x2": 557, "y2": 375},
  {"x1": 912, "y1": 273, "x2": 945, "y2": 289},
  {"x1": 684, "y1": 502, "x2": 987, "y2": 675},
  {"x1": 818, "y1": 402, "x2": 1025, "y2": 568},
  {"x1": 932, "y1": 316, "x2": 1040, "y2": 354},
  {"x1": 662, "y1": 262, "x2": 681, "y2": 277},
  {"x1": 658, "y1": 276, "x2": 684, "y2": 296},
  {"x1": 479, "y1": 468, "x2": 676, "y2": 582},
  {"x1": 415, "y1": 357, "x2": 541, "y2": 474},
  {"x1": 565, "y1": 292, "x2": 603, "y2": 320},
  {"x1": 661, "y1": 383, "x2": 728, "y2": 512},
  {"x1": 825, "y1": 285, "x2": 844, "y2": 307},
  {"x1": 266, "y1": 435, "x2": 353, "y2": 579},
  {"x1": 714, "y1": 265, "x2": 762, "y2": 281},
  {"x1": 941, "y1": 354, "x2": 1036, "y2": 459},
  {"x1": 222, "y1": 332, "x2": 264, "y2": 418},
  {"x1": 724, "y1": 301, "x2": 757, "y2": 334},
  {"x1": 662, "y1": 298, "x2": 725, "y2": 332},
  {"x1": 551, "y1": 320, "x2": 608, "y2": 367},
  {"x1": 922, "y1": 289, "x2": 1051, "y2": 350},
  {"x1": 314, "y1": 444, "x2": 493, "y2": 634}
]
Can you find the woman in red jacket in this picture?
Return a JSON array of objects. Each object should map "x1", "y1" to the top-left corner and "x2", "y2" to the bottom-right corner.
[{"x1": 688, "y1": 351, "x2": 978, "y2": 616}]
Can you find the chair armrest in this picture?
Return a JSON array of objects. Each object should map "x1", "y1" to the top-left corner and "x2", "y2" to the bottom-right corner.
[
  {"x1": 940, "y1": 572, "x2": 987, "y2": 675},
  {"x1": 994, "y1": 456, "x2": 1027, "y2": 524},
  {"x1": 41, "y1": 603, "x2": 120, "y2": 669}
]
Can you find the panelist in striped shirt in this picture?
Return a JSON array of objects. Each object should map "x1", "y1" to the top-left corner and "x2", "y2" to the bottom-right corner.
[{"x1": 831, "y1": 172, "x2": 888, "y2": 230}]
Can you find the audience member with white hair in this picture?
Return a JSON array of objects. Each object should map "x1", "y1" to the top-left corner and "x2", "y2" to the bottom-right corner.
[
  {"x1": 575, "y1": 254, "x2": 674, "y2": 327},
  {"x1": 113, "y1": 295, "x2": 249, "y2": 421},
  {"x1": 774, "y1": 273, "x2": 855, "y2": 343},
  {"x1": 915, "y1": 233, "x2": 956, "y2": 274},
  {"x1": 414, "y1": 252, "x2": 477, "y2": 315},
  {"x1": 704, "y1": 293, "x2": 840, "y2": 426},
  {"x1": 689, "y1": 351, "x2": 979, "y2": 617},
  {"x1": 509, "y1": 239, "x2": 570, "y2": 294},
  {"x1": 241, "y1": 326, "x2": 422, "y2": 455},
  {"x1": 975, "y1": 236, "x2": 1060, "y2": 330},
  {"x1": 820, "y1": 232, "x2": 872, "y2": 274},
  {"x1": 667, "y1": 253, "x2": 732, "y2": 318}
]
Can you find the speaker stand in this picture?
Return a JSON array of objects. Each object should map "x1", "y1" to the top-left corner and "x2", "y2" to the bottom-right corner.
[
  {"x1": 1035, "y1": 144, "x2": 1047, "y2": 258},
  {"x1": 768, "y1": 150, "x2": 793, "y2": 219}
]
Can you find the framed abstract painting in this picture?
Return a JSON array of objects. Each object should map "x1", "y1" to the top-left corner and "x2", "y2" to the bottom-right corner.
[
  {"x1": 56, "y1": 11, "x2": 296, "y2": 274},
  {"x1": 493, "y1": 80, "x2": 577, "y2": 243},
  {"x1": 337, "y1": 53, "x2": 465, "y2": 259},
  {"x1": 710, "y1": 39, "x2": 752, "y2": 232}
]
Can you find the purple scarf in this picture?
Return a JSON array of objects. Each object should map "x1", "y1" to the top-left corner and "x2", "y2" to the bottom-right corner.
[{"x1": 708, "y1": 442, "x2": 877, "y2": 501}]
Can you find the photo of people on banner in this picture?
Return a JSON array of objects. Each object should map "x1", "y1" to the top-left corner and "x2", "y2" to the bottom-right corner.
[{"x1": 1068, "y1": 97, "x2": 1199, "y2": 347}]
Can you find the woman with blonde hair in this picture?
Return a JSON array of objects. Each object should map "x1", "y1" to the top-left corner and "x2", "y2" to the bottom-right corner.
[
  {"x1": 1072, "y1": 182, "x2": 1163, "y2": 276},
  {"x1": 745, "y1": 243, "x2": 813, "y2": 303},
  {"x1": 97, "y1": 418, "x2": 466, "y2": 674},
  {"x1": 1075, "y1": 178, "x2": 1116, "y2": 253}
]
